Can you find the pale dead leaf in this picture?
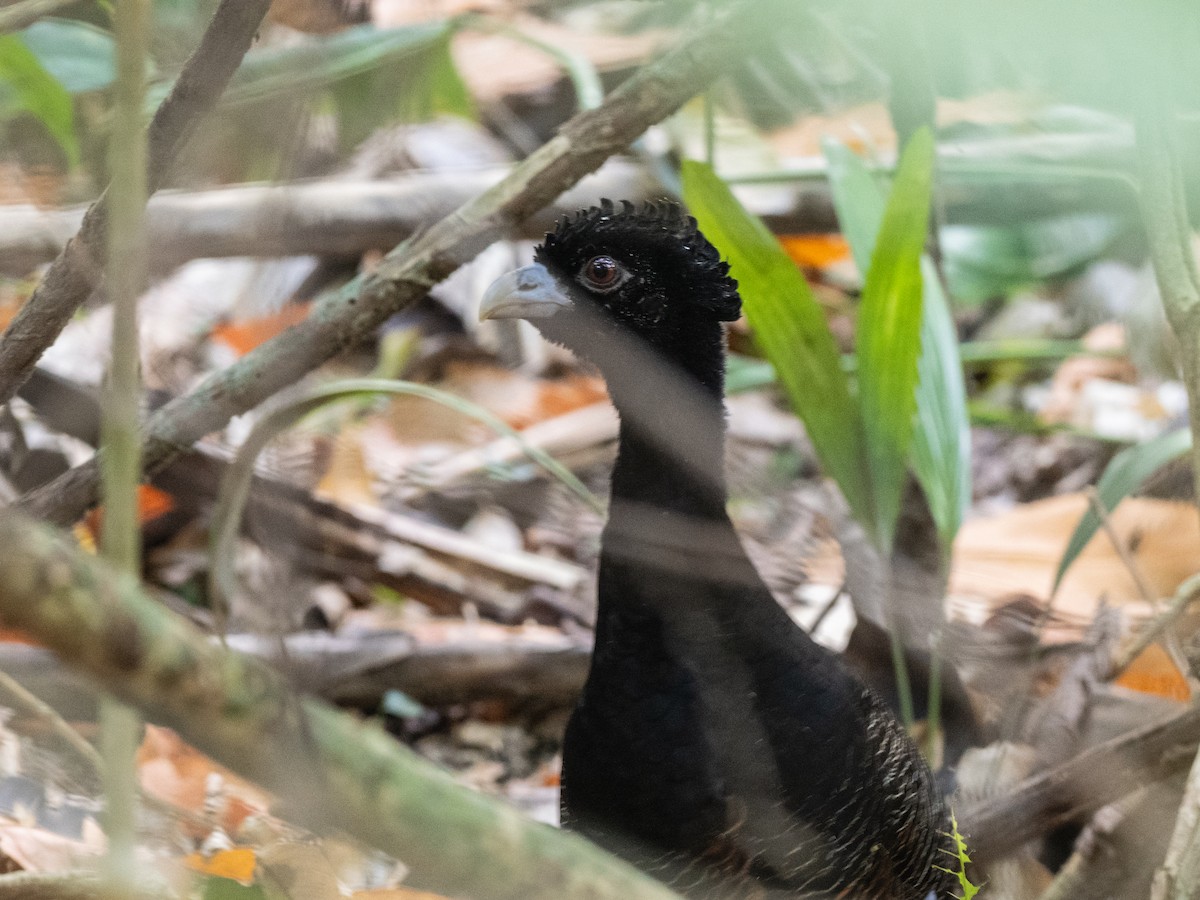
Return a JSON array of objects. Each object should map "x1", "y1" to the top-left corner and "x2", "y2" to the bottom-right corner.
[
  {"x1": 0, "y1": 822, "x2": 102, "y2": 872},
  {"x1": 949, "y1": 494, "x2": 1200, "y2": 643}
]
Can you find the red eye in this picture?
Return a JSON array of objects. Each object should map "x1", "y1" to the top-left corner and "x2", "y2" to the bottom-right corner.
[{"x1": 583, "y1": 256, "x2": 620, "y2": 288}]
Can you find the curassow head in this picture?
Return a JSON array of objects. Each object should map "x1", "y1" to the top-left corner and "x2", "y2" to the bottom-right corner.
[{"x1": 480, "y1": 200, "x2": 740, "y2": 354}]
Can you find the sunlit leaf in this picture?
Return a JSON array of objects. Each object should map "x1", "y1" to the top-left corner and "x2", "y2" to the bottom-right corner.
[
  {"x1": 681, "y1": 159, "x2": 875, "y2": 530},
  {"x1": 18, "y1": 19, "x2": 116, "y2": 93},
  {"x1": 0, "y1": 34, "x2": 78, "y2": 166},
  {"x1": 854, "y1": 128, "x2": 935, "y2": 549},
  {"x1": 1053, "y1": 426, "x2": 1192, "y2": 594}
]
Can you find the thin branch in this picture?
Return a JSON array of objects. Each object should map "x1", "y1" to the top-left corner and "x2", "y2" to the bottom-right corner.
[
  {"x1": 0, "y1": 668, "x2": 101, "y2": 774},
  {"x1": 1086, "y1": 486, "x2": 1159, "y2": 608},
  {"x1": 0, "y1": 163, "x2": 666, "y2": 276},
  {"x1": 962, "y1": 701, "x2": 1200, "y2": 863},
  {"x1": 19, "y1": 0, "x2": 768, "y2": 526},
  {"x1": 0, "y1": 0, "x2": 271, "y2": 410},
  {"x1": 0, "y1": 508, "x2": 682, "y2": 900},
  {"x1": 98, "y1": 0, "x2": 151, "y2": 892},
  {"x1": 1109, "y1": 573, "x2": 1200, "y2": 680},
  {"x1": 0, "y1": 0, "x2": 74, "y2": 32}
]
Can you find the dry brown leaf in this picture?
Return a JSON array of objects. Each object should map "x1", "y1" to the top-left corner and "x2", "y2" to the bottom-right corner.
[
  {"x1": 448, "y1": 17, "x2": 667, "y2": 102},
  {"x1": 316, "y1": 428, "x2": 379, "y2": 507},
  {"x1": 137, "y1": 726, "x2": 271, "y2": 835},
  {"x1": 949, "y1": 494, "x2": 1200, "y2": 643}
]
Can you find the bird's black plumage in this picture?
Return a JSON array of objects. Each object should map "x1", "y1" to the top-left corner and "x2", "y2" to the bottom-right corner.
[{"x1": 481, "y1": 200, "x2": 953, "y2": 899}]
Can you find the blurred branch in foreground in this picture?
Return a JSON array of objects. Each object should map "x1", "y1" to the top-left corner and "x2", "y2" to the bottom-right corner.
[{"x1": 0, "y1": 506, "x2": 681, "y2": 900}]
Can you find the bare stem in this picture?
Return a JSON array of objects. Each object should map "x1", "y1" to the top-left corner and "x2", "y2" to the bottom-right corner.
[{"x1": 97, "y1": 0, "x2": 151, "y2": 895}]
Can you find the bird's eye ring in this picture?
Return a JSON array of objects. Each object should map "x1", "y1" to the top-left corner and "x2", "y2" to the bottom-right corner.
[{"x1": 579, "y1": 256, "x2": 626, "y2": 292}]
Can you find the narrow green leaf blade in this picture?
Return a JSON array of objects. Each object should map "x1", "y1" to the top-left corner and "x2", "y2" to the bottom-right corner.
[
  {"x1": 911, "y1": 259, "x2": 971, "y2": 547},
  {"x1": 681, "y1": 159, "x2": 875, "y2": 529},
  {"x1": 825, "y1": 135, "x2": 971, "y2": 549},
  {"x1": 854, "y1": 128, "x2": 935, "y2": 549},
  {"x1": 1053, "y1": 426, "x2": 1192, "y2": 593},
  {"x1": 0, "y1": 33, "x2": 78, "y2": 166},
  {"x1": 822, "y1": 137, "x2": 886, "y2": 272}
]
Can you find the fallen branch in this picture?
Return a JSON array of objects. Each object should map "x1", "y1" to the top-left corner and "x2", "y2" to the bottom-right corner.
[
  {"x1": 0, "y1": 0, "x2": 272, "y2": 409},
  {"x1": 0, "y1": 507, "x2": 681, "y2": 900},
  {"x1": 17, "y1": 368, "x2": 588, "y2": 619},
  {"x1": 962, "y1": 702, "x2": 1200, "y2": 862},
  {"x1": 1, "y1": 142, "x2": 1155, "y2": 277},
  {"x1": 17, "y1": 1, "x2": 786, "y2": 527},
  {"x1": 0, "y1": 628, "x2": 590, "y2": 714},
  {"x1": 0, "y1": 162, "x2": 661, "y2": 276}
]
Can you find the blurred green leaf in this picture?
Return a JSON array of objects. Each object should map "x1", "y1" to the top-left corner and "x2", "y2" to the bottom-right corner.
[
  {"x1": 1053, "y1": 427, "x2": 1192, "y2": 594},
  {"x1": 18, "y1": 18, "x2": 116, "y2": 93},
  {"x1": 681, "y1": 159, "x2": 875, "y2": 532},
  {"x1": 911, "y1": 260, "x2": 971, "y2": 548},
  {"x1": 941, "y1": 213, "x2": 1124, "y2": 302},
  {"x1": 854, "y1": 128, "x2": 934, "y2": 549},
  {"x1": 825, "y1": 136, "x2": 970, "y2": 549},
  {"x1": 331, "y1": 31, "x2": 473, "y2": 149},
  {"x1": 220, "y1": 21, "x2": 453, "y2": 109},
  {"x1": 0, "y1": 32, "x2": 78, "y2": 165},
  {"x1": 201, "y1": 876, "x2": 266, "y2": 900}
]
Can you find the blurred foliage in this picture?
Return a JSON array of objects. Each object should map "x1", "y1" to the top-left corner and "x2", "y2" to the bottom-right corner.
[
  {"x1": 683, "y1": 130, "x2": 937, "y2": 555},
  {"x1": 0, "y1": 31, "x2": 79, "y2": 166},
  {"x1": 2, "y1": 5, "x2": 475, "y2": 184},
  {"x1": 18, "y1": 19, "x2": 117, "y2": 93}
]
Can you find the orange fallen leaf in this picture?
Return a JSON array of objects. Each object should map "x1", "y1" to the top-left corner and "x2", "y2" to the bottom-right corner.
[
  {"x1": 212, "y1": 302, "x2": 313, "y2": 356},
  {"x1": 778, "y1": 234, "x2": 851, "y2": 269},
  {"x1": 316, "y1": 430, "x2": 378, "y2": 507},
  {"x1": 1114, "y1": 642, "x2": 1192, "y2": 702},
  {"x1": 82, "y1": 485, "x2": 176, "y2": 540},
  {"x1": 138, "y1": 726, "x2": 270, "y2": 835},
  {"x1": 183, "y1": 847, "x2": 257, "y2": 884}
]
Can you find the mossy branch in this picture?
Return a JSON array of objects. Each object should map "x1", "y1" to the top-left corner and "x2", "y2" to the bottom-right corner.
[{"x1": 0, "y1": 507, "x2": 682, "y2": 900}]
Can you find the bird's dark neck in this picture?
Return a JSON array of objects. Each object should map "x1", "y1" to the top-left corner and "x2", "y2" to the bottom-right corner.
[{"x1": 604, "y1": 322, "x2": 730, "y2": 520}]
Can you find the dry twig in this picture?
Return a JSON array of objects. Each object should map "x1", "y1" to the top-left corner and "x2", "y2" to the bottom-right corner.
[
  {"x1": 0, "y1": 0, "x2": 272, "y2": 409},
  {"x1": 19, "y1": 0, "x2": 770, "y2": 526}
]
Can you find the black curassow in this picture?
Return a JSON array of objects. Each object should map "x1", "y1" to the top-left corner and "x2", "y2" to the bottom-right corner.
[{"x1": 480, "y1": 201, "x2": 953, "y2": 899}]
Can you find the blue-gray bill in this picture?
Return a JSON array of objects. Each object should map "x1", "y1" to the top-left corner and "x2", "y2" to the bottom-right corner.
[{"x1": 479, "y1": 263, "x2": 572, "y2": 321}]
